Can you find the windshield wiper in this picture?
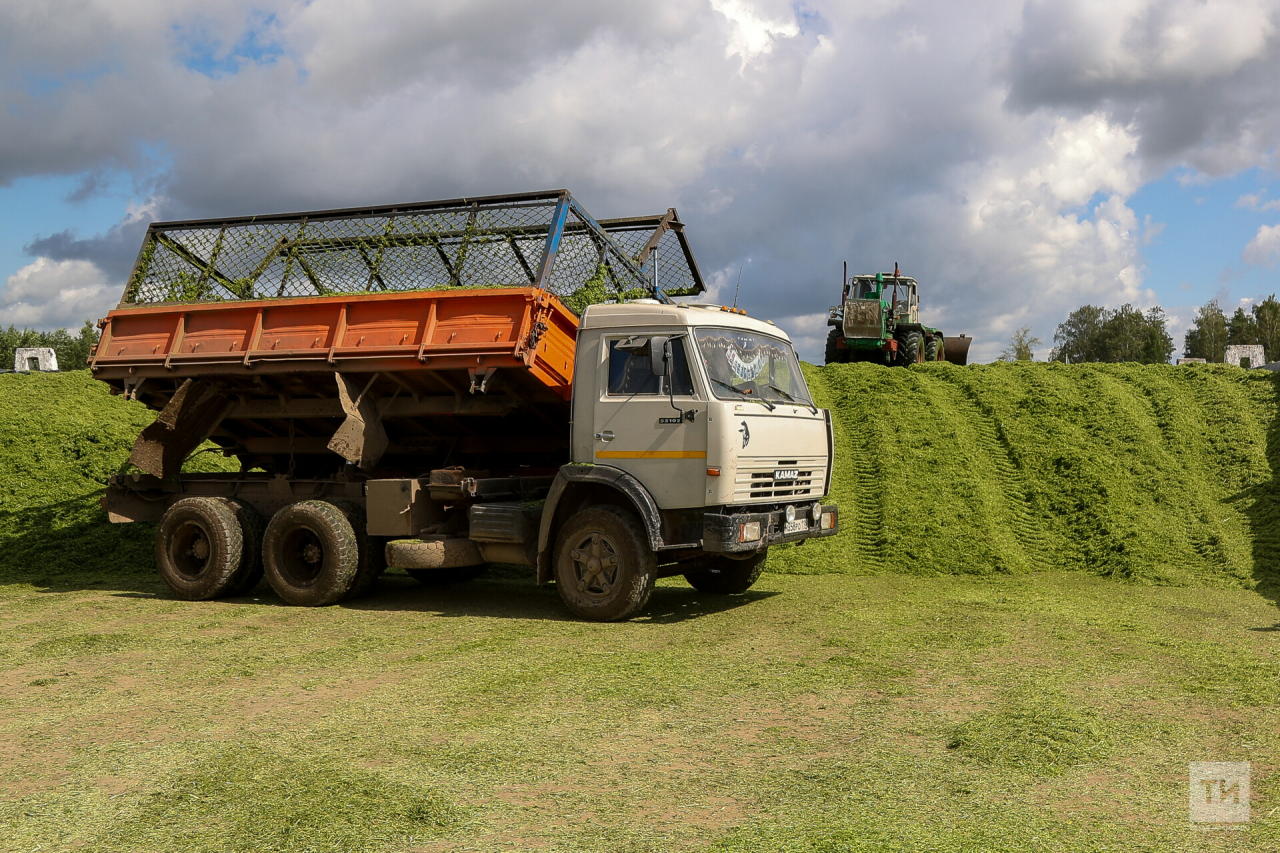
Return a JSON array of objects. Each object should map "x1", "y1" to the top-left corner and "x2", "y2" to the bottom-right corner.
[
  {"x1": 709, "y1": 377, "x2": 775, "y2": 410},
  {"x1": 763, "y1": 383, "x2": 818, "y2": 414}
]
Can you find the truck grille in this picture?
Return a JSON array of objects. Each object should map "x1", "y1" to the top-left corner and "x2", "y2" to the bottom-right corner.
[
  {"x1": 734, "y1": 458, "x2": 825, "y2": 500},
  {"x1": 842, "y1": 300, "x2": 882, "y2": 339}
]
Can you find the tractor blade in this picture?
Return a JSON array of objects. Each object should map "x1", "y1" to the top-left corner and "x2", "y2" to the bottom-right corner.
[{"x1": 943, "y1": 335, "x2": 972, "y2": 366}]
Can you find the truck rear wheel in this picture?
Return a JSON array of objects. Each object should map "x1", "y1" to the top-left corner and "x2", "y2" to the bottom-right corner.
[
  {"x1": 684, "y1": 550, "x2": 768, "y2": 594},
  {"x1": 925, "y1": 336, "x2": 940, "y2": 362},
  {"x1": 554, "y1": 505, "x2": 656, "y2": 621},
  {"x1": 155, "y1": 497, "x2": 245, "y2": 600},
  {"x1": 221, "y1": 498, "x2": 265, "y2": 596},
  {"x1": 329, "y1": 500, "x2": 385, "y2": 600},
  {"x1": 263, "y1": 500, "x2": 360, "y2": 606}
]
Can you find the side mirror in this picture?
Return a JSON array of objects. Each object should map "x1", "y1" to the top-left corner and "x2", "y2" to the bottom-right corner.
[{"x1": 649, "y1": 336, "x2": 670, "y2": 377}]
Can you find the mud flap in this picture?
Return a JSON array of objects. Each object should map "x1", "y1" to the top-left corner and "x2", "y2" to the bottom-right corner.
[
  {"x1": 327, "y1": 373, "x2": 388, "y2": 469},
  {"x1": 943, "y1": 335, "x2": 972, "y2": 366},
  {"x1": 129, "y1": 379, "x2": 233, "y2": 478}
]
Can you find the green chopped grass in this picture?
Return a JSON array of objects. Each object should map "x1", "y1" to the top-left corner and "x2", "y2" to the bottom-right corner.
[
  {"x1": 1, "y1": 367, "x2": 1279, "y2": 850},
  {"x1": 947, "y1": 692, "x2": 1113, "y2": 775},
  {"x1": 775, "y1": 361, "x2": 1280, "y2": 595}
]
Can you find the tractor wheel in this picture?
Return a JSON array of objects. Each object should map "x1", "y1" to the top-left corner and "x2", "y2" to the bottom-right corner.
[
  {"x1": 824, "y1": 328, "x2": 844, "y2": 365},
  {"x1": 554, "y1": 505, "x2": 656, "y2": 621},
  {"x1": 924, "y1": 336, "x2": 940, "y2": 362},
  {"x1": 684, "y1": 550, "x2": 768, "y2": 594},
  {"x1": 899, "y1": 331, "x2": 922, "y2": 365},
  {"x1": 155, "y1": 497, "x2": 245, "y2": 600}
]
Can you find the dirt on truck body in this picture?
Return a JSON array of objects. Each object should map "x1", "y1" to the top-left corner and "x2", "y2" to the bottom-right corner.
[{"x1": 96, "y1": 189, "x2": 839, "y2": 621}]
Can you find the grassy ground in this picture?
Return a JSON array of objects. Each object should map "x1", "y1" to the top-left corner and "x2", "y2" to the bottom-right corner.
[
  {"x1": 1, "y1": 570, "x2": 1277, "y2": 851},
  {"x1": 1, "y1": 368, "x2": 1279, "y2": 850}
]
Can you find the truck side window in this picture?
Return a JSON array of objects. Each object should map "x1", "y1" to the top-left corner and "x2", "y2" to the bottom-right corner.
[{"x1": 608, "y1": 338, "x2": 694, "y2": 396}]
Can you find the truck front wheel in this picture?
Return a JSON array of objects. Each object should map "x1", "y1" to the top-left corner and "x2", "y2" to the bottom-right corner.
[
  {"x1": 155, "y1": 497, "x2": 245, "y2": 600},
  {"x1": 554, "y1": 506, "x2": 656, "y2": 621},
  {"x1": 684, "y1": 550, "x2": 768, "y2": 594},
  {"x1": 263, "y1": 500, "x2": 361, "y2": 606}
]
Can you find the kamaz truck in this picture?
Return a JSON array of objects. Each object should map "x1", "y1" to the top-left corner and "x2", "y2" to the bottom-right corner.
[
  {"x1": 94, "y1": 190, "x2": 839, "y2": 621},
  {"x1": 825, "y1": 264, "x2": 970, "y2": 366}
]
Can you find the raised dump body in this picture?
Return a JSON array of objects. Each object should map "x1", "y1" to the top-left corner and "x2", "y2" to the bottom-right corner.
[{"x1": 93, "y1": 190, "x2": 702, "y2": 479}]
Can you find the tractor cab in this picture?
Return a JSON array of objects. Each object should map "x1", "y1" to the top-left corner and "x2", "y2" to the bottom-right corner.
[{"x1": 888, "y1": 278, "x2": 919, "y2": 324}]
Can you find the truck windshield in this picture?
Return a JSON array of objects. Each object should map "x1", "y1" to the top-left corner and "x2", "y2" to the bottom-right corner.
[{"x1": 693, "y1": 328, "x2": 814, "y2": 406}]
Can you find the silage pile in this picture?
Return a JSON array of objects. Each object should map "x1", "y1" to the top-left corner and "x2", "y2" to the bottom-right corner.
[
  {"x1": 0, "y1": 371, "x2": 159, "y2": 585},
  {"x1": 774, "y1": 361, "x2": 1280, "y2": 590},
  {"x1": 3, "y1": 365, "x2": 1279, "y2": 590}
]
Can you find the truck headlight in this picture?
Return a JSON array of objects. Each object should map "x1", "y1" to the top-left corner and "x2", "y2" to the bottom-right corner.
[
  {"x1": 739, "y1": 521, "x2": 763, "y2": 542},
  {"x1": 785, "y1": 505, "x2": 796, "y2": 524},
  {"x1": 811, "y1": 502, "x2": 822, "y2": 522}
]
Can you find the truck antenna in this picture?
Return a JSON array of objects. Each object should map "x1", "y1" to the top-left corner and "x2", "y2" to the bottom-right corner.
[{"x1": 732, "y1": 267, "x2": 743, "y2": 309}]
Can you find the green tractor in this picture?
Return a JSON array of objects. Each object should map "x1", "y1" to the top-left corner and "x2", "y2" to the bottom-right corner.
[{"x1": 825, "y1": 264, "x2": 971, "y2": 366}]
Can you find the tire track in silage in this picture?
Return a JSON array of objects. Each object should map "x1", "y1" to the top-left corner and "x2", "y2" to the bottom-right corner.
[
  {"x1": 823, "y1": 369, "x2": 889, "y2": 573},
  {"x1": 929, "y1": 369, "x2": 1050, "y2": 572}
]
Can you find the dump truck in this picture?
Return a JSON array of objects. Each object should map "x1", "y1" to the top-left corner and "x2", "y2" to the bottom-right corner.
[
  {"x1": 94, "y1": 190, "x2": 839, "y2": 621},
  {"x1": 825, "y1": 264, "x2": 971, "y2": 366}
]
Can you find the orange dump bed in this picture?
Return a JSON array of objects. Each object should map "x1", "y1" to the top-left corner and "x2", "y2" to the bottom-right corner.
[{"x1": 92, "y1": 287, "x2": 579, "y2": 399}]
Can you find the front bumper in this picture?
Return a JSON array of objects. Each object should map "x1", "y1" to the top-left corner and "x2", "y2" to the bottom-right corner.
[{"x1": 702, "y1": 504, "x2": 839, "y2": 554}]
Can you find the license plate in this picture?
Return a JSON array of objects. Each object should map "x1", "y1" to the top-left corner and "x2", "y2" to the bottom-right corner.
[
  {"x1": 784, "y1": 518, "x2": 809, "y2": 535},
  {"x1": 774, "y1": 468, "x2": 799, "y2": 480}
]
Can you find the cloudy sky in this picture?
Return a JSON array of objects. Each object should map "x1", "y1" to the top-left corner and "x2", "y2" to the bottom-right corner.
[{"x1": 2, "y1": 0, "x2": 1279, "y2": 362}]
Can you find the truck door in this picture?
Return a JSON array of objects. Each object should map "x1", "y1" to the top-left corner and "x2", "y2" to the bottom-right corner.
[{"x1": 591, "y1": 335, "x2": 708, "y2": 509}]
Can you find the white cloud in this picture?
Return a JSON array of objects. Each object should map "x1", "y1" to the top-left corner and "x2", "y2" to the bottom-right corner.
[
  {"x1": 3, "y1": 1, "x2": 1280, "y2": 361},
  {"x1": 0, "y1": 258, "x2": 116, "y2": 329},
  {"x1": 709, "y1": 0, "x2": 799, "y2": 66},
  {"x1": 1235, "y1": 191, "x2": 1280, "y2": 211},
  {"x1": 1243, "y1": 223, "x2": 1280, "y2": 267}
]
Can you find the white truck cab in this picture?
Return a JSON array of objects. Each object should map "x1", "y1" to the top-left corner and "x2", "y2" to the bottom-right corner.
[
  {"x1": 574, "y1": 301, "x2": 831, "y2": 511},
  {"x1": 530, "y1": 300, "x2": 838, "y2": 620}
]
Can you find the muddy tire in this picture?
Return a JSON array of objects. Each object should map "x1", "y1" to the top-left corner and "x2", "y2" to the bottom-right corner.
[
  {"x1": 155, "y1": 497, "x2": 245, "y2": 600},
  {"x1": 824, "y1": 328, "x2": 845, "y2": 365},
  {"x1": 406, "y1": 566, "x2": 487, "y2": 586},
  {"x1": 263, "y1": 500, "x2": 360, "y2": 606},
  {"x1": 899, "y1": 331, "x2": 922, "y2": 365},
  {"x1": 221, "y1": 498, "x2": 265, "y2": 596},
  {"x1": 925, "y1": 336, "x2": 940, "y2": 362},
  {"x1": 329, "y1": 500, "x2": 385, "y2": 600},
  {"x1": 554, "y1": 505, "x2": 656, "y2": 621},
  {"x1": 684, "y1": 550, "x2": 768, "y2": 594}
]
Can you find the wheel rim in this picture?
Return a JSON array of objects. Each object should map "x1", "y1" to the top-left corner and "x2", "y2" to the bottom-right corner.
[
  {"x1": 278, "y1": 526, "x2": 326, "y2": 587},
  {"x1": 567, "y1": 530, "x2": 621, "y2": 600},
  {"x1": 170, "y1": 519, "x2": 213, "y2": 581}
]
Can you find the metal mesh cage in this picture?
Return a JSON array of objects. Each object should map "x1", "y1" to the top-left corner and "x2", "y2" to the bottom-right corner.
[{"x1": 122, "y1": 190, "x2": 705, "y2": 313}]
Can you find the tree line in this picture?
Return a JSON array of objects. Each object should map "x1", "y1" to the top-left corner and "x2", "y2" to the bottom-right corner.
[
  {"x1": 1182, "y1": 296, "x2": 1280, "y2": 364},
  {"x1": 996, "y1": 304, "x2": 1176, "y2": 363},
  {"x1": 0, "y1": 321, "x2": 101, "y2": 371}
]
